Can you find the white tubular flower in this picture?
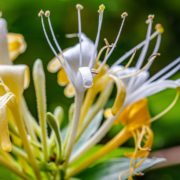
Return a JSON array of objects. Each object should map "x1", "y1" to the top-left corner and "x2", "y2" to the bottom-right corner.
[
  {"x1": 111, "y1": 58, "x2": 180, "y2": 107},
  {"x1": 39, "y1": 4, "x2": 128, "y2": 93},
  {"x1": 109, "y1": 15, "x2": 179, "y2": 107}
]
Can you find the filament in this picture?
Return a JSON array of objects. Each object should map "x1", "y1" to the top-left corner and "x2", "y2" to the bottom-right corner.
[
  {"x1": 76, "y1": 4, "x2": 83, "y2": 67},
  {"x1": 89, "y1": 4, "x2": 105, "y2": 68},
  {"x1": 151, "y1": 89, "x2": 180, "y2": 122},
  {"x1": 145, "y1": 57, "x2": 180, "y2": 84},
  {"x1": 97, "y1": 12, "x2": 128, "y2": 72}
]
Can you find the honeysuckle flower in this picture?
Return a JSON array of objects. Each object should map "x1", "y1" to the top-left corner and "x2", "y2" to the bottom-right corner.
[
  {"x1": 39, "y1": 4, "x2": 128, "y2": 96},
  {"x1": 65, "y1": 9, "x2": 179, "y2": 179},
  {"x1": 0, "y1": 18, "x2": 26, "y2": 64}
]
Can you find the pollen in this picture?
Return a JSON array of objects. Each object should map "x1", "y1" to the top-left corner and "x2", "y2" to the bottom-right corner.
[
  {"x1": 45, "y1": 10, "x2": 50, "y2": 17},
  {"x1": 98, "y1": 4, "x2": 105, "y2": 13},
  {"x1": 121, "y1": 12, "x2": 128, "y2": 18},
  {"x1": 76, "y1": 4, "x2": 84, "y2": 10},
  {"x1": 38, "y1": 10, "x2": 44, "y2": 17},
  {"x1": 155, "y1": 23, "x2": 164, "y2": 34}
]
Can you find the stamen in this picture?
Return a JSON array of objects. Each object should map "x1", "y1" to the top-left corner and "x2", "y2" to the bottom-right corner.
[
  {"x1": 146, "y1": 57, "x2": 180, "y2": 84},
  {"x1": 38, "y1": 10, "x2": 63, "y2": 66},
  {"x1": 95, "y1": 43, "x2": 113, "y2": 64},
  {"x1": 0, "y1": 12, "x2": 2, "y2": 18},
  {"x1": 128, "y1": 15, "x2": 154, "y2": 91},
  {"x1": 45, "y1": 10, "x2": 66, "y2": 64},
  {"x1": 39, "y1": 10, "x2": 75, "y2": 85},
  {"x1": 151, "y1": 88, "x2": 180, "y2": 122},
  {"x1": 111, "y1": 27, "x2": 162, "y2": 68},
  {"x1": 109, "y1": 49, "x2": 137, "y2": 74},
  {"x1": 76, "y1": 4, "x2": 84, "y2": 67},
  {"x1": 97, "y1": 12, "x2": 128, "y2": 72},
  {"x1": 136, "y1": 15, "x2": 154, "y2": 69},
  {"x1": 124, "y1": 49, "x2": 137, "y2": 69},
  {"x1": 112, "y1": 53, "x2": 160, "y2": 79},
  {"x1": 89, "y1": 4, "x2": 105, "y2": 68},
  {"x1": 155, "y1": 23, "x2": 164, "y2": 34},
  {"x1": 157, "y1": 63, "x2": 180, "y2": 81}
]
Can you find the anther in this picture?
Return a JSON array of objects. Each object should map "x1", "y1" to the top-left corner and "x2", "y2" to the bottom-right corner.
[
  {"x1": 121, "y1": 12, "x2": 128, "y2": 18},
  {"x1": 146, "y1": 14, "x2": 154, "y2": 24},
  {"x1": 45, "y1": 10, "x2": 50, "y2": 17},
  {"x1": 98, "y1": 4, "x2": 105, "y2": 13},
  {"x1": 91, "y1": 69, "x2": 98, "y2": 75},
  {"x1": 38, "y1": 10, "x2": 44, "y2": 17},
  {"x1": 0, "y1": 12, "x2": 2, "y2": 18},
  {"x1": 76, "y1": 4, "x2": 84, "y2": 10},
  {"x1": 155, "y1": 23, "x2": 164, "y2": 34},
  {"x1": 149, "y1": 53, "x2": 160, "y2": 60}
]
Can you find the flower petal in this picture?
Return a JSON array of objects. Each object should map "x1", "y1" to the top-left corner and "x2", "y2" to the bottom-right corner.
[
  {"x1": 57, "y1": 68, "x2": 69, "y2": 86},
  {"x1": 0, "y1": 18, "x2": 11, "y2": 65},
  {"x1": 7, "y1": 33, "x2": 26, "y2": 61},
  {"x1": 78, "y1": 67, "x2": 93, "y2": 89},
  {"x1": 0, "y1": 65, "x2": 29, "y2": 98}
]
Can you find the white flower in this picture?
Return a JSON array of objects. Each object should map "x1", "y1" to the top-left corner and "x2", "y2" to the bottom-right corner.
[{"x1": 38, "y1": 5, "x2": 128, "y2": 93}]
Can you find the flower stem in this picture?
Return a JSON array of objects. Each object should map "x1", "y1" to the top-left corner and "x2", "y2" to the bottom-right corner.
[
  {"x1": 64, "y1": 92, "x2": 84, "y2": 163},
  {"x1": 11, "y1": 101, "x2": 41, "y2": 180}
]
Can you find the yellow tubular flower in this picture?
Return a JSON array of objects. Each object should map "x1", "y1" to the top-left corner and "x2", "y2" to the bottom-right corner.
[{"x1": 68, "y1": 99, "x2": 153, "y2": 178}]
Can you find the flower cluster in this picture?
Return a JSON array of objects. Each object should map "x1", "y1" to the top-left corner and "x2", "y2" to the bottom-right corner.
[{"x1": 0, "y1": 4, "x2": 179, "y2": 180}]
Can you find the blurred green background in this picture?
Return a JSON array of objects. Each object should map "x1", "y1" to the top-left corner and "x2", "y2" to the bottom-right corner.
[{"x1": 0, "y1": 0, "x2": 180, "y2": 179}]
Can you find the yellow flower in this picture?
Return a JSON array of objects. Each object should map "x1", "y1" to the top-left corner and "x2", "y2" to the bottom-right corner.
[
  {"x1": 68, "y1": 99, "x2": 153, "y2": 179},
  {"x1": 0, "y1": 17, "x2": 28, "y2": 152}
]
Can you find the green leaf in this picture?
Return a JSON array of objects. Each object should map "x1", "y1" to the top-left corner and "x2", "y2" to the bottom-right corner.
[
  {"x1": 77, "y1": 158, "x2": 165, "y2": 180},
  {"x1": 47, "y1": 112, "x2": 62, "y2": 161}
]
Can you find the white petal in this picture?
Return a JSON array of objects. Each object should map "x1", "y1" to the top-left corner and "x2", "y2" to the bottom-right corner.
[
  {"x1": 63, "y1": 34, "x2": 95, "y2": 72},
  {"x1": 0, "y1": 18, "x2": 11, "y2": 65},
  {"x1": 77, "y1": 67, "x2": 93, "y2": 89},
  {"x1": 126, "y1": 80, "x2": 179, "y2": 105}
]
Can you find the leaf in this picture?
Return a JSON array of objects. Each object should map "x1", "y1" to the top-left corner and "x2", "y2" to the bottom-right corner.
[{"x1": 77, "y1": 157, "x2": 165, "y2": 180}]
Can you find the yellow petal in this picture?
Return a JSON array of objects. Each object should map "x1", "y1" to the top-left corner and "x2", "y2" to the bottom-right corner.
[
  {"x1": 7, "y1": 33, "x2": 26, "y2": 61},
  {"x1": 109, "y1": 75, "x2": 126, "y2": 115},
  {"x1": 47, "y1": 55, "x2": 62, "y2": 73},
  {"x1": 57, "y1": 68, "x2": 69, "y2": 86},
  {"x1": 116, "y1": 99, "x2": 150, "y2": 130},
  {"x1": 64, "y1": 83, "x2": 75, "y2": 98},
  {"x1": 0, "y1": 65, "x2": 29, "y2": 98}
]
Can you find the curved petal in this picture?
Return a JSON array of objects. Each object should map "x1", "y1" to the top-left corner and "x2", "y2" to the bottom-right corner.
[{"x1": 0, "y1": 65, "x2": 29, "y2": 98}]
